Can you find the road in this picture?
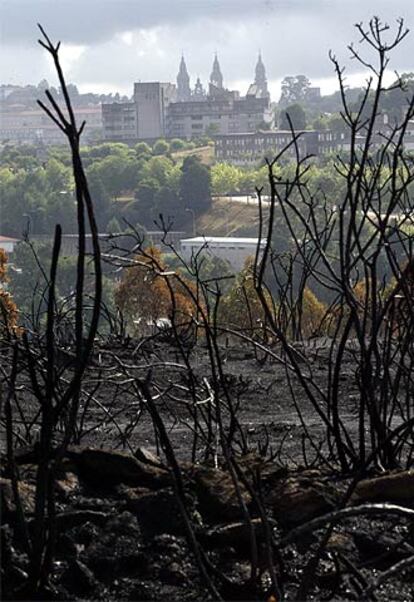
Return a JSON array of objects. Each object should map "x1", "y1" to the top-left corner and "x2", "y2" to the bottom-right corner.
[{"x1": 213, "y1": 194, "x2": 272, "y2": 205}]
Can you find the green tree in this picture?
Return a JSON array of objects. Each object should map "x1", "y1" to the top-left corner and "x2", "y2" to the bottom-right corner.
[
  {"x1": 154, "y1": 185, "x2": 180, "y2": 216},
  {"x1": 179, "y1": 155, "x2": 211, "y2": 213},
  {"x1": 135, "y1": 141, "x2": 152, "y2": 157},
  {"x1": 44, "y1": 157, "x2": 72, "y2": 192},
  {"x1": 82, "y1": 142, "x2": 131, "y2": 162},
  {"x1": 279, "y1": 103, "x2": 307, "y2": 130},
  {"x1": 153, "y1": 139, "x2": 170, "y2": 155},
  {"x1": 169, "y1": 138, "x2": 186, "y2": 152},
  {"x1": 198, "y1": 255, "x2": 233, "y2": 294},
  {"x1": 279, "y1": 75, "x2": 311, "y2": 106},
  {"x1": 211, "y1": 163, "x2": 243, "y2": 195},
  {"x1": 139, "y1": 156, "x2": 175, "y2": 188}
]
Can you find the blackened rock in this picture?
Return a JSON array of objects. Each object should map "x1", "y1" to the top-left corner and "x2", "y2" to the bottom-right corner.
[
  {"x1": 159, "y1": 561, "x2": 187, "y2": 585},
  {"x1": 201, "y1": 518, "x2": 277, "y2": 552},
  {"x1": 61, "y1": 560, "x2": 97, "y2": 596},
  {"x1": 189, "y1": 466, "x2": 251, "y2": 523},
  {"x1": 134, "y1": 447, "x2": 164, "y2": 469},
  {"x1": 126, "y1": 579, "x2": 158, "y2": 601},
  {"x1": 83, "y1": 533, "x2": 146, "y2": 581},
  {"x1": 269, "y1": 471, "x2": 340, "y2": 525},
  {"x1": 105, "y1": 511, "x2": 140, "y2": 536},
  {"x1": 1, "y1": 477, "x2": 36, "y2": 518},
  {"x1": 352, "y1": 469, "x2": 414, "y2": 505},
  {"x1": 152, "y1": 533, "x2": 187, "y2": 557},
  {"x1": 54, "y1": 509, "x2": 109, "y2": 531},
  {"x1": 354, "y1": 529, "x2": 409, "y2": 566},
  {"x1": 56, "y1": 533, "x2": 79, "y2": 560},
  {"x1": 55, "y1": 471, "x2": 80, "y2": 497},
  {"x1": 71, "y1": 520, "x2": 102, "y2": 547},
  {"x1": 68, "y1": 447, "x2": 170, "y2": 489},
  {"x1": 127, "y1": 488, "x2": 187, "y2": 537}
]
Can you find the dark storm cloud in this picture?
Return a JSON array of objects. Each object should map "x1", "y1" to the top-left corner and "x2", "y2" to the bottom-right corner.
[
  {"x1": 3, "y1": 0, "x2": 407, "y2": 46},
  {"x1": 1, "y1": 0, "x2": 413, "y2": 91},
  {"x1": 1, "y1": 0, "x2": 291, "y2": 45}
]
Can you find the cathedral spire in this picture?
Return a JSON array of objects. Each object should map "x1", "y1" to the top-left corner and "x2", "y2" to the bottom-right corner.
[
  {"x1": 254, "y1": 52, "x2": 269, "y2": 98},
  {"x1": 210, "y1": 53, "x2": 223, "y2": 89},
  {"x1": 177, "y1": 55, "x2": 191, "y2": 101}
]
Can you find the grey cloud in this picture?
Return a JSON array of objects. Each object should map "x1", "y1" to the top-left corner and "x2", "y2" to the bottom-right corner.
[
  {"x1": 1, "y1": 0, "x2": 413, "y2": 90},
  {"x1": 1, "y1": 0, "x2": 293, "y2": 45},
  {"x1": 2, "y1": 0, "x2": 408, "y2": 46}
]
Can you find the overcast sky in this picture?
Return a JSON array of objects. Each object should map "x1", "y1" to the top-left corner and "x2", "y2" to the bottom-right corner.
[{"x1": 1, "y1": 0, "x2": 414, "y2": 99}]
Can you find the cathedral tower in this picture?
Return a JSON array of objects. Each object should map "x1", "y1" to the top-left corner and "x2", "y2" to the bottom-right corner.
[
  {"x1": 254, "y1": 53, "x2": 269, "y2": 98},
  {"x1": 210, "y1": 54, "x2": 223, "y2": 89},
  {"x1": 177, "y1": 55, "x2": 191, "y2": 102}
]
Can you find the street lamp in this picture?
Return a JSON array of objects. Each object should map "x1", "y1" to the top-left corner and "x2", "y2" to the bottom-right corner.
[
  {"x1": 22, "y1": 213, "x2": 31, "y2": 238},
  {"x1": 185, "y1": 208, "x2": 196, "y2": 237}
]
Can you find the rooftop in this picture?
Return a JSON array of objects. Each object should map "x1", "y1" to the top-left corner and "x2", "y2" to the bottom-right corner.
[
  {"x1": 0, "y1": 235, "x2": 19, "y2": 242},
  {"x1": 215, "y1": 129, "x2": 316, "y2": 138},
  {"x1": 180, "y1": 236, "x2": 266, "y2": 245}
]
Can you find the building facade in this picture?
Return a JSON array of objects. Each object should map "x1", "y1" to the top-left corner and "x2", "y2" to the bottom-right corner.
[
  {"x1": 167, "y1": 92, "x2": 271, "y2": 139},
  {"x1": 101, "y1": 102, "x2": 137, "y2": 141},
  {"x1": 103, "y1": 54, "x2": 272, "y2": 142},
  {"x1": 215, "y1": 130, "x2": 320, "y2": 164},
  {"x1": 0, "y1": 106, "x2": 102, "y2": 146},
  {"x1": 166, "y1": 54, "x2": 272, "y2": 138},
  {"x1": 134, "y1": 82, "x2": 177, "y2": 139},
  {"x1": 180, "y1": 236, "x2": 266, "y2": 271}
]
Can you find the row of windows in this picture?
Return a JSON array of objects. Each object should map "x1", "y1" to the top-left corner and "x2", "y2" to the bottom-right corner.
[{"x1": 104, "y1": 125, "x2": 136, "y2": 131}]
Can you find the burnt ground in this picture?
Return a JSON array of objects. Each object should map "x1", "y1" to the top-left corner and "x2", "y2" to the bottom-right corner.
[
  {"x1": 1, "y1": 339, "x2": 414, "y2": 601},
  {"x1": 69, "y1": 338, "x2": 372, "y2": 466}
]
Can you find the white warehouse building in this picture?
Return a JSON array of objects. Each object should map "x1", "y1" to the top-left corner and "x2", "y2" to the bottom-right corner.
[{"x1": 180, "y1": 236, "x2": 266, "y2": 271}]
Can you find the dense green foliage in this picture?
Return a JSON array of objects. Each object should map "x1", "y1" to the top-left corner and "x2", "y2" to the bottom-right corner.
[
  {"x1": 0, "y1": 139, "x2": 209, "y2": 237},
  {"x1": 179, "y1": 156, "x2": 212, "y2": 212}
]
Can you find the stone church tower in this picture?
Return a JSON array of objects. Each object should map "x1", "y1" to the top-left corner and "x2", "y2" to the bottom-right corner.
[
  {"x1": 193, "y1": 77, "x2": 206, "y2": 101},
  {"x1": 177, "y1": 55, "x2": 191, "y2": 102},
  {"x1": 254, "y1": 53, "x2": 269, "y2": 98},
  {"x1": 210, "y1": 54, "x2": 223, "y2": 89}
]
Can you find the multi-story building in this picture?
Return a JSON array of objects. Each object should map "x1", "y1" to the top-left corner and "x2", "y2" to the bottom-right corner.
[
  {"x1": 215, "y1": 130, "x2": 320, "y2": 164},
  {"x1": 166, "y1": 54, "x2": 272, "y2": 138},
  {"x1": 167, "y1": 90, "x2": 271, "y2": 139},
  {"x1": 101, "y1": 102, "x2": 137, "y2": 141},
  {"x1": 102, "y1": 82, "x2": 176, "y2": 141},
  {"x1": 102, "y1": 54, "x2": 272, "y2": 142},
  {"x1": 134, "y1": 82, "x2": 177, "y2": 139},
  {"x1": 0, "y1": 105, "x2": 102, "y2": 145}
]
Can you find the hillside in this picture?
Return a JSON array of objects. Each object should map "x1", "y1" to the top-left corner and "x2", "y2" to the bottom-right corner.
[
  {"x1": 171, "y1": 144, "x2": 214, "y2": 166},
  {"x1": 196, "y1": 197, "x2": 269, "y2": 237}
]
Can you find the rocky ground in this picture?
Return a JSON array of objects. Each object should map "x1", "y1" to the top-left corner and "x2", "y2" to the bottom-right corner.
[{"x1": 1, "y1": 341, "x2": 414, "y2": 600}]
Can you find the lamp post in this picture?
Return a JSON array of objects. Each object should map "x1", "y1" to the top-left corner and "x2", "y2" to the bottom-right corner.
[
  {"x1": 22, "y1": 213, "x2": 31, "y2": 238},
  {"x1": 185, "y1": 208, "x2": 196, "y2": 237}
]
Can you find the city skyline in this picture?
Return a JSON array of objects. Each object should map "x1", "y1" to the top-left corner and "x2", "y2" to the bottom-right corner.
[{"x1": 1, "y1": 0, "x2": 413, "y2": 100}]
